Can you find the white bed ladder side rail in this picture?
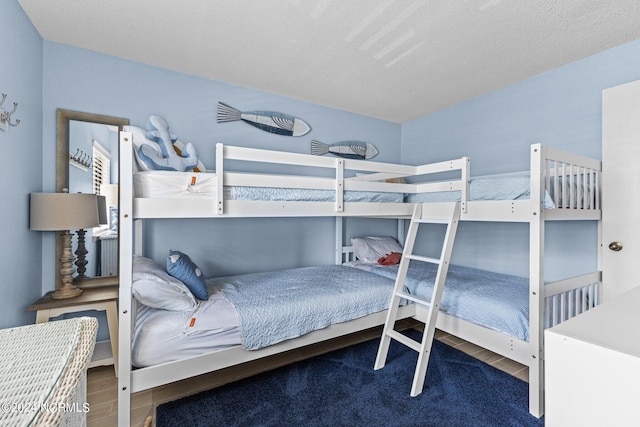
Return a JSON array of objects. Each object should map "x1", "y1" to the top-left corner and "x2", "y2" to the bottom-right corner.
[
  {"x1": 374, "y1": 202, "x2": 461, "y2": 397},
  {"x1": 118, "y1": 131, "x2": 134, "y2": 427},
  {"x1": 215, "y1": 143, "x2": 224, "y2": 214}
]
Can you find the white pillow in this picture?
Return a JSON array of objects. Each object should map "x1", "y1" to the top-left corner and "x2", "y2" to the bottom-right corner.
[
  {"x1": 351, "y1": 236, "x2": 403, "y2": 263},
  {"x1": 132, "y1": 256, "x2": 198, "y2": 311}
]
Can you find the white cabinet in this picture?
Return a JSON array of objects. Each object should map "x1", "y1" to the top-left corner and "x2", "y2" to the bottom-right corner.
[{"x1": 545, "y1": 286, "x2": 640, "y2": 426}]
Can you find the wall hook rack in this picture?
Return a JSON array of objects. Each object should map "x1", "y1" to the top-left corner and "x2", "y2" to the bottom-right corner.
[
  {"x1": 69, "y1": 148, "x2": 92, "y2": 171},
  {"x1": 0, "y1": 93, "x2": 20, "y2": 131}
]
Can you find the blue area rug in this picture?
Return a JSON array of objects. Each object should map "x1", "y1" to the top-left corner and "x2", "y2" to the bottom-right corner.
[{"x1": 156, "y1": 331, "x2": 544, "y2": 426}]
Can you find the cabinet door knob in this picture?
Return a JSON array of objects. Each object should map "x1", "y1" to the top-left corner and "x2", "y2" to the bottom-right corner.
[{"x1": 608, "y1": 241, "x2": 623, "y2": 252}]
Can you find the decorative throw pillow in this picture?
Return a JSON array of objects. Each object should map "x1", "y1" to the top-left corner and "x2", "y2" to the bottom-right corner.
[
  {"x1": 124, "y1": 123, "x2": 206, "y2": 172},
  {"x1": 172, "y1": 138, "x2": 206, "y2": 172},
  {"x1": 378, "y1": 252, "x2": 402, "y2": 266},
  {"x1": 351, "y1": 236, "x2": 403, "y2": 263},
  {"x1": 166, "y1": 250, "x2": 209, "y2": 300},
  {"x1": 141, "y1": 115, "x2": 199, "y2": 171},
  {"x1": 124, "y1": 125, "x2": 159, "y2": 171},
  {"x1": 132, "y1": 256, "x2": 197, "y2": 311}
]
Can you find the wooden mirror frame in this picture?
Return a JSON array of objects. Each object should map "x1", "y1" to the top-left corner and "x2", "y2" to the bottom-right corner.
[{"x1": 56, "y1": 109, "x2": 129, "y2": 289}]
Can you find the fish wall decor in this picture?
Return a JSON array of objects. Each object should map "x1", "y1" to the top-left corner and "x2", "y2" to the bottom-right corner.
[
  {"x1": 311, "y1": 140, "x2": 379, "y2": 160},
  {"x1": 217, "y1": 102, "x2": 311, "y2": 137}
]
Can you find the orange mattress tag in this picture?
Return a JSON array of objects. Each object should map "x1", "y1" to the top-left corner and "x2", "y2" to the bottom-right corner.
[
  {"x1": 189, "y1": 318, "x2": 196, "y2": 327},
  {"x1": 190, "y1": 176, "x2": 197, "y2": 186}
]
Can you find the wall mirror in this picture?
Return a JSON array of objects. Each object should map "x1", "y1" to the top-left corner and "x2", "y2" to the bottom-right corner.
[{"x1": 56, "y1": 109, "x2": 129, "y2": 289}]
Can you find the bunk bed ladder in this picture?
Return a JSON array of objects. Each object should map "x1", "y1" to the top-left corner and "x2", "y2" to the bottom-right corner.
[{"x1": 374, "y1": 202, "x2": 461, "y2": 397}]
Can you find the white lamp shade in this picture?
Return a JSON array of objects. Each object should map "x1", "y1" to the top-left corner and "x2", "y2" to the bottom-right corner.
[{"x1": 30, "y1": 193, "x2": 100, "y2": 231}]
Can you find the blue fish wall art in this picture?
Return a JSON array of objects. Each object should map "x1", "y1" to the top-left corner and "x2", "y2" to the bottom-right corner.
[
  {"x1": 311, "y1": 140, "x2": 379, "y2": 160},
  {"x1": 217, "y1": 102, "x2": 311, "y2": 137}
]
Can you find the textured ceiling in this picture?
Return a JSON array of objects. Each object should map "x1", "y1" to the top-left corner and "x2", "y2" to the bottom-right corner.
[{"x1": 18, "y1": 0, "x2": 640, "y2": 123}]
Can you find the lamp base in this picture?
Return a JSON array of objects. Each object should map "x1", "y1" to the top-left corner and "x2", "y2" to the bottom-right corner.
[
  {"x1": 52, "y1": 285, "x2": 83, "y2": 299},
  {"x1": 54, "y1": 230, "x2": 83, "y2": 299}
]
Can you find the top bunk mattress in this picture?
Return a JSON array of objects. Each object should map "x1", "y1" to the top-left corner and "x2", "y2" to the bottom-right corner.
[
  {"x1": 133, "y1": 171, "x2": 560, "y2": 207},
  {"x1": 133, "y1": 171, "x2": 404, "y2": 203}
]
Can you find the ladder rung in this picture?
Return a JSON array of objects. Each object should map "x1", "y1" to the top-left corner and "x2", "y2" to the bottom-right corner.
[
  {"x1": 416, "y1": 218, "x2": 450, "y2": 224},
  {"x1": 387, "y1": 330, "x2": 421, "y2": 352},
  {"x1": 407, "y1": 254, "x2": 440, "y2": 264},
  {"x1": 396, "y1": 291, "x2": 431, "y2": 306}
]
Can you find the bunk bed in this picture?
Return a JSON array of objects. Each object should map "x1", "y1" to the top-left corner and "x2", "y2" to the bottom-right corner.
[{"x1": 117, "y1": 131, "x2": 601, "y2": 426}]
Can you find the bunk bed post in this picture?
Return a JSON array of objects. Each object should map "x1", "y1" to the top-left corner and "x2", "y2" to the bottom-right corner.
[
  {"x1": 215, "y1": 143, "x2": 224, "y2": 215},
  {"x1": 118, "y1": 131, "x2": 134, "y2": 427},
  {"x1": 528, "y1": 143, "x2": 545, "y2": 417},
  {"x1": 335, "y1": 158, "x2": 344, "y2": 212},
  {"x1": 397, "y1": 218, "x2": 405, "y2": 245},
  {"x1": 134, "y1": 220, "x2": 143, "y2": 256},
  {"x1": 335, "y1": 217, "x2": 343, "y2": 265},
  {"x1": 461, "y1": 157, "x2": 470, "y2": 213}
]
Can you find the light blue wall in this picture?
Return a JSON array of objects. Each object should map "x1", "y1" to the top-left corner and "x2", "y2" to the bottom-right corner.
[
  {"x1": 0, "y1": 2, "x2": 43, "y2": 328},
  {"x1": 43, "y1": 42, "x2": 402, "y2": 281},
  {"x1": 402, "y1": 39, "x2": 640, "y2": 280}
]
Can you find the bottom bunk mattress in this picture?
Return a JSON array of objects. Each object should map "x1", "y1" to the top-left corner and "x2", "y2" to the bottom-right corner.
[
  {"x1": 132, "y1": 264, "x2": 396, "y2": 367},
  {"x1": 132, "y1": 258, "x2": 532, "y2": 368},
  {"x1": 352, "y1": 261, "x2": 530, "y2": 341}
]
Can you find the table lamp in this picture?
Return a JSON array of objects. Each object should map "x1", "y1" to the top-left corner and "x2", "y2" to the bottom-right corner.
[{"x1": 30, "y1": 192, "x2": 100, "y2": 299}]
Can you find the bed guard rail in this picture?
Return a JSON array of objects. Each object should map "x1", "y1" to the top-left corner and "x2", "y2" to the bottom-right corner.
[
  {"x1": 531, "y1": 144, "x2": 601, "y2": 215},
  {"x1": 215, "y1": 143, "x2": 470, "y2": 214},
  {"x1": 544, "y1": 271, "x2": 602, "y2": 328}
]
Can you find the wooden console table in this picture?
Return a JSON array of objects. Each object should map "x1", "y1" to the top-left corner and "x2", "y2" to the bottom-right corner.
[{"x1": 27, "y1": 287, "x2": 118, "y2": 375}]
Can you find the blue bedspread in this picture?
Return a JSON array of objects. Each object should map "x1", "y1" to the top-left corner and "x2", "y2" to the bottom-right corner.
[
  {"x1": 362, "y1": 262, "x2": 530, "y2": 341},
  {"x1": 209, "y1": 265, "x2": 395, "y2": 350},
  {"x1": 405, "y1": 172, "x2": 555, "y2": 208},
  {"x1": 230, "y1": 187, "x2": 404, "y2": 203}
]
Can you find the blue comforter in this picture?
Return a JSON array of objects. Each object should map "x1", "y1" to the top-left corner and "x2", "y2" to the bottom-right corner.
[
  {"x1": 362, "y1": 262, "x2": 530, "y2": 341},
  {"x1": 210, "y1": 265, "x2": 395, "y2": 350},
  {"x1": 230, "y1": 187, "x2": 404, "y2": 203},
  {"x1": 405, "y1": 172, "x2": 555, "y2": 208}
]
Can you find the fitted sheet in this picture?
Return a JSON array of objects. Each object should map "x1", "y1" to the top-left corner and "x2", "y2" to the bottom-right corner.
[
  {"x1": 133, "y1": 170, "x2": 404, "y2": 202},
  {"x1": 132, "y1": 290, "x2": 242, "y2": 367},
  {"x1": 353, "y1": 261, "x2": 531, "y2": 341},
  {"x1": 132, "y1": 265, "x2": 395, "y2": 367}
]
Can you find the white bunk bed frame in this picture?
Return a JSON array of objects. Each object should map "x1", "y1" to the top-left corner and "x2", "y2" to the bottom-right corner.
[{"x1": 117, "y1": 133, "x2": 601, "y2": 425}]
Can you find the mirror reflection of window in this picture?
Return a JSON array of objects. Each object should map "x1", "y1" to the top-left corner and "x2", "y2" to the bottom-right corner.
[
  {"x1": 93, "y1": 140, "x2": 111, "y2": 195},
  {"x1": 91, "y1": 139, "x2": 118, "y2": 277}
]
